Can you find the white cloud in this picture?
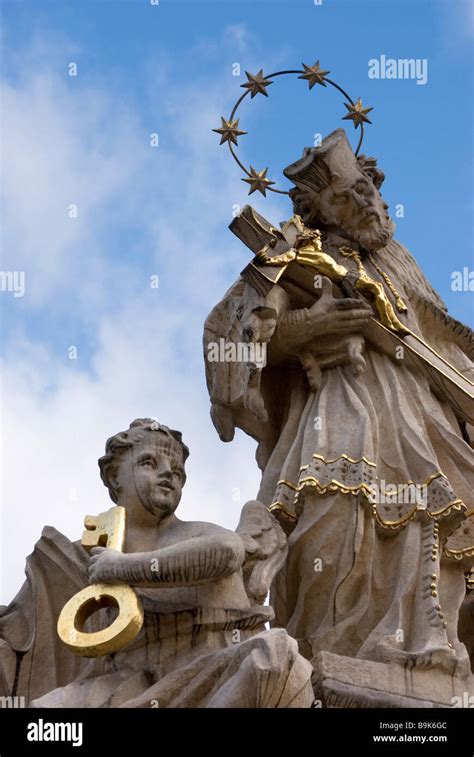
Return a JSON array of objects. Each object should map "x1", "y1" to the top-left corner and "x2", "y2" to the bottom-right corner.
[
  {"x1": 1, "y1": 302, "x2": 260, "y2": 603},
  {"x1": 436, "y1": 0, "x2": 474, "y2": 48},
  {"x1": 1, "y1": 71, "x2": 153, "y2": 307},
  {"x1": 0, "y1": 26, "x2": 292, "y2": 604}
]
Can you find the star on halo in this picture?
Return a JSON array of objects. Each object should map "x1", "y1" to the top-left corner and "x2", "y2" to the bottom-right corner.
[
  {"x1": 212, "y1": 117, "x2": 247, "y2": 146},
  {"x1": 240, "y1": 70, "x2": 273, "y2": 98},
  {"x1": 242, "y1": 166, "x2": 275, "y2": 196},
  {"x1": 342, "y1": 98, "x2": 373, "y2": 128},
  {"x1": 298, "y1": 60, "x2": 330, "y2": 89}
]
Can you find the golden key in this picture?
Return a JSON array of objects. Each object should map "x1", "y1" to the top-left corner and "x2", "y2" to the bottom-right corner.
[{"x1": 57, "y1": 506, "x2": 144, "y2": 657}]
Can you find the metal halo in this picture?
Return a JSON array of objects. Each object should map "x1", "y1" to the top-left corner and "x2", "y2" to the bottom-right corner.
[{"x1": 213, "y1": 62, "x2": 374, "y2": 197}]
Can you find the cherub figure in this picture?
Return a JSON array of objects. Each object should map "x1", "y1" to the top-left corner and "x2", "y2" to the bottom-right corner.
[{"x1": 28, "y1": 419, "x2": 313, "y2": 708}]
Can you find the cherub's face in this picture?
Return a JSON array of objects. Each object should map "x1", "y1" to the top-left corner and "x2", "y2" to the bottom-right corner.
[{"x1": 115, "y1": 432, "x2": 185, "y2": 519}]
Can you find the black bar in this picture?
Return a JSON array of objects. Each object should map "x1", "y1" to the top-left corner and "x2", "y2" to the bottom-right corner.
[{"x1": 0, "y1": 707, "x2": 472, "y2": 756}]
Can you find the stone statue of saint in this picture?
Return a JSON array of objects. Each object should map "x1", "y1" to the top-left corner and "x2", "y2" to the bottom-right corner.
[
  {"x1": 204, "y1": 129, "x2": 474, "y2": 684},
  {"x1": 0, "y1": 419, "x2": 313, "y2": 708}
]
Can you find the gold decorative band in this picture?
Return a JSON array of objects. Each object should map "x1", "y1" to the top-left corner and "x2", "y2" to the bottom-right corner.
[
  {"x1": 278, "y1": 475, "x2": 370, "y2": 496},
  {"x1": 372, "y1": 499, "x2": 465, "y2": 531},
  {"x1": 268, "y1": 501, "x2": 297, "y2": 522},
  {"x1": 284, "y1": 467, "x2": 452, "y2": 493},
  {"x1": 311, "y1": 452, "x2": 377, "y2": 468},
  {"x1": 274, "y1": 468, "x2": 468, "y2": 531},
  {"x1": 444, "y1": 545, "x2": 474, "y2": 561}
]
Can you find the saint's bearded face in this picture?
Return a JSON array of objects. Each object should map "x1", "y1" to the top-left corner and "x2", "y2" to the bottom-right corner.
[
  {"x1": 313, "y1": 164, "x2": 395, "y2": 251},
  {"x1": 288, "y1": 138, "x2": 395, "y2": 252}
]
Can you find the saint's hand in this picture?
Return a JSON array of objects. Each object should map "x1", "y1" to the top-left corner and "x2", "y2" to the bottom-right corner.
[
  {"x1": 307, "y1": 277, "x2": 372, "y2": 338},
  {"x1": 275, "y1": 277, "x2": 371, "y2": 353}
]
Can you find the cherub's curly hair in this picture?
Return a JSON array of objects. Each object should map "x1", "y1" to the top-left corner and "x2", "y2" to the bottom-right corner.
[{"x1": 98, "y1": 418, "x2": 190, "y2": 503}]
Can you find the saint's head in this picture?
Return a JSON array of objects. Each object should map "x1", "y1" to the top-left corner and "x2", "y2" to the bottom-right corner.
[
  {"x1": 284, "y1": 128, "x2": 395, "y2": 253},
  {"x1": 98, "y1": 419, "x2": 189, "y2": 520}
]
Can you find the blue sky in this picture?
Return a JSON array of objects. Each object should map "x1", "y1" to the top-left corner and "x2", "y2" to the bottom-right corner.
[{"x1": 0, "y1": 0, "x2": 473, "y2": 602}]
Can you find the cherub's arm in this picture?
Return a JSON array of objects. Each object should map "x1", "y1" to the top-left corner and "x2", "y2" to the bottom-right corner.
[{"x1": 88, "y1": 530, "x2": 245, "y2": 588}]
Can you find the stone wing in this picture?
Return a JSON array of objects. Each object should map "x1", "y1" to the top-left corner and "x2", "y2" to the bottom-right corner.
[{"x1": 235, "y1": 500, "x2": 288, "y2": 605}]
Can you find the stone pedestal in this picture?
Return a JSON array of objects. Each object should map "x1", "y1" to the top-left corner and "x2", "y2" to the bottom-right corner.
[{"x1": 312, "y1": 651, "x2": 474, "y2": 708}]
